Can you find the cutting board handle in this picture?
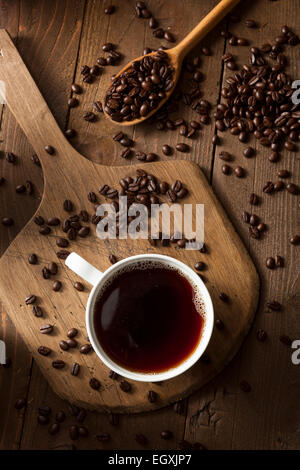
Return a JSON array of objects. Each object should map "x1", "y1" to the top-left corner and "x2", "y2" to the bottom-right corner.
[{"x1": 0, "y1": 29, "x2": 78, "y2": 173}]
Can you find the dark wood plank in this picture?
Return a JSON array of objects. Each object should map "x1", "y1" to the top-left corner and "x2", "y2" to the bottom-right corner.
[
  {"x1": 0, "y1": 0, "x2": 85, "y2": 451},
  {"x1": 185, "y1": 0, "x2": 300, "y2": 450},
  {"x1": 0, "y1": 0, "x2": 33, "y2": 451}
]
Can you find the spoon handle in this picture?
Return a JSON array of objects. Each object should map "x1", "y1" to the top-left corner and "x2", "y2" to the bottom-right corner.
[{"x1": 171, "y1": 0, "x2": 240, "y2": 59}]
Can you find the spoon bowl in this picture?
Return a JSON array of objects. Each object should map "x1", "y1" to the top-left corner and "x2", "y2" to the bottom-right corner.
[{"x1": 103, "y1": 0, "x2": 240, "y2": 126}]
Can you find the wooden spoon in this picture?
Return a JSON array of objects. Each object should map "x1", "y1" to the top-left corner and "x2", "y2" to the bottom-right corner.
[{"x1": 104, "y1": 0, "x2": 240, "y2": 126}]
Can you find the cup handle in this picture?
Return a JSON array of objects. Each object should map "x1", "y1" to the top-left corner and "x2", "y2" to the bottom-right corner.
[{"x1": 65, "y1": 252, "x2": 103, "y2": 286}]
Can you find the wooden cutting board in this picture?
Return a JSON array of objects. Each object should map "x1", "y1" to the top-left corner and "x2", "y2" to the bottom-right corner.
[{"x1": 0, "y1": 30, "x2": 259, "y2": 413}]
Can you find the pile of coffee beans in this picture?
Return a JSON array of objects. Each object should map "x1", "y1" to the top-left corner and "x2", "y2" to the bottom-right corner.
[
  {"x1": 216, "y1": 27, "x2": 300, "y2": 154},
  {"x1": 104, "y1": 50, "x2": 175, "y2": 122}
]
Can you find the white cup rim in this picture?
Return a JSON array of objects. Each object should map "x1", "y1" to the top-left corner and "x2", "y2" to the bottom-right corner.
[{"x1": 85, "y1": 253, "x2": 214, "y2": 382}]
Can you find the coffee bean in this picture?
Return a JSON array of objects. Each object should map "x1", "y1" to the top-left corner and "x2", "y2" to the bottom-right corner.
[
  {"x1": 71, "y1": 362, "x2": 80, "y2": 376},
  {"x1": 244, "y1": 19, "x2": 257, "y2": 28},
  {"x1": 249, "y1": 214, "x2": 259, "y2": 226},
  {"x1": 78, "y1": 426, "x2": 88, "y2": 437},
  {"x1": 257, "y1": 223, "x2": 266, "y2": 232},
  {"x1": 63, "y1": 199, "x2": 73, "y2": 212},
  {"x1": 52, "y1": 360, "x2": 65, "y2": 369},
  {"x1": 38, "y1": 346, "x2": 51, "y2": 356},
  {"x1": 104, "y1": 5, "x2": 115, "y2": 14},
  {"x1": 279, "y1": 335, "x2": 292, "y2": 346},
  {"x1": 147, "y1": 390, "x2": 157, "y2": 403},
  {"x1": 39, "y1": 226, "x2": 51, "y2": 235},
  {"x1": 120, "y1": 380, "x2": 131, "y2": 392},
  {"x1": 79, "y1": 344, "x2": 92, "y2": 354},
  {"x1": 33, "y1": 306, "x2": 43, "y2": 317},
  {"x1": 15, "y1": 398, "x2": 26, "y2": 410},
  {"x1": 215, "y1": 319, "x2": 225, "y2": 330},
  {"x1": 290, "y1": 235, "x2": 300, "y2": 245},
  {"x1": 16, "y1": 184, "x2": 26, "y2": 193},
  {"x1": 212, "y1": 135, "x2": 220, "y2": 145},
  {"x1": 74, "y1": 281, "x2": 84, "y2": 291},
  {"x1": 37, "y1": 415, "x2": 49, "y2": 425},
  {"x1": 194, "y1": 261, "x2": 206, "y2": 271},
  {"x1": 89, "y1": 378, "x2": 101, "y2": 390},
  {"x1": 266, "y1": 300, "x2": 282, "y2": 311},
  {"x1": 31, "y1": 154, "x2": 41, "y2": 166},
  {"x1": 286, "y1": 183, "x2": 299, "y2": 195},
  {"x1": 48, "y1": 423, "x2": 60, "y2": 435},
  {"x1": 109, "y1": 370, "x2": 119, "y2": 380},
  {"x1": 67, "y1": 328, "x2": 78, "y2": 338},
  {"x1": 256, "y1": 329, "x2": 267, "y2": 342},
  {"x1": 78, "y1": 226, "x2": 90, "y2": 237},
  {"x1": 175, "y1": 143, "x2": 189, "y2": 153},
  {"x1": 243, "y1": 147, "x2": 254, "y2": 158},
  {"x1": 40, "y1": 324, "x2": 53, "y2": 334},
  {"x1": 76, "y1": 409, "x2": 87, "y2": 423},
  {"x1": 275, "y1": 255, "x2": 284, "y2": 267},
  {"x1": 44, "y1": 145, "x2": 55, "y2": 155},
  {"x1": 42, "y1": 267, "x2": 51, "y2": 279},
  {"x1": 234, "y1": 166, "x2": 244, "y2": 178},
  {"x1": 47, "y1": 262, "x2": 57, "y2": 275},
  {"x1": 59, "y1": 340, "x2": 69, "y2": 352},
  {"x1": 266, "y1": 257, "x2": 275, "y2": 269},
  {"x1": 240, "y1": 380, "x2": 251, "y2": 392},
  {"x1": 160, "y1": 430, "x2": 173, "y2": 440},
  {"x1": 46, "y1": 217, "x2": 60, "y2": 226},
  {"x1": 277, "y1": 169, "x2": 290, "y2": 178},
  {"x1": 71, "y1": 83, "x2": 82, "y2": 94},
  {"x1": 28, "y1": 253, "x2": 38, "y2": 265},
  {"x1": 34, "y1": 215, "x2": 45, "y2": 226},
  {"x1": 6, "y1": 152, "x2": 17, "y2": 164},
  {"x1": 222, "y1": 164, "x2": 230, "y2": 175},
  {"x1": 56, "y1": 237, "x2": 69, "y2": 248},
  {"x1": 164, "y1": 31, "x2": 175, "y2": 43},
  {"x1": 173, "y1": 401, "x2": 185, "y2": 414},
  {"x1": 219, "y1": 292, "x2": 228, "y2": 302},
  {"x1": 69, "y1": 425, "x2": 79, "y2": 441},
  {"x1": 109, "y1": 254, "x2": 117, "y2": 264},
  {"x1": 67, "y1": 339, "x2": 77, "y2": 348},
  {"x1": 284, "y1": 141, "x2": 296, "y2": 151},
  {"x1": 25, "y1": 180, "x2": 34, "y2": 195},
  {"x1": 2, "y1": 217, "x2": 14, "y2": 226},
  {"x1": 55, "y1": 411, "x2": 66, "y2": 423},
  {"x1": 162, "y1": 144, "x2": 173, "y2": 156},
  {"x1": 263, "y1": 181, "x2": 274, "y2": 194},
  {"x1": 68, "y1": 97, "x2": 78, "y2": 108},
  {"x1": 56, "y1": 250, "x2": 70, "y2": 260},
  {"x1": 25, "y1": 294, "x2": 36, "y2": 305},
  {"x1": 268, "y1": 151, "x2": 280, "y2": 163},
  {"x1": 219, "y1": 151, "x2": 232, "y2": 161}
]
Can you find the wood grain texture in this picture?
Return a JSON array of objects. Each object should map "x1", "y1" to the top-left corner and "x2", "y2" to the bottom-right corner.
[
  {"x1": 0, "y1": 0, "x2": 299, "y2": 450},
  {"x1": 185, "y1": 0, "x2": 300, "y2": 450}
]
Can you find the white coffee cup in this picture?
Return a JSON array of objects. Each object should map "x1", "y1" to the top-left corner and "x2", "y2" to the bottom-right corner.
[{"x1": 66, "y1": 252, "x2": 214, "y2": 382}]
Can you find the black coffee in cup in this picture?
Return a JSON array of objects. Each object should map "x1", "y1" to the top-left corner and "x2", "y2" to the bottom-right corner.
[{"x1": 93, "y1": 263, "x2": 204, "y2": 373}]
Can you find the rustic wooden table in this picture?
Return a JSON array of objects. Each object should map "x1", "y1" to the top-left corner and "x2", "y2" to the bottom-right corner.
[{"x1": 0, "y1": 0, "x2": 299, "y2": 450}]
